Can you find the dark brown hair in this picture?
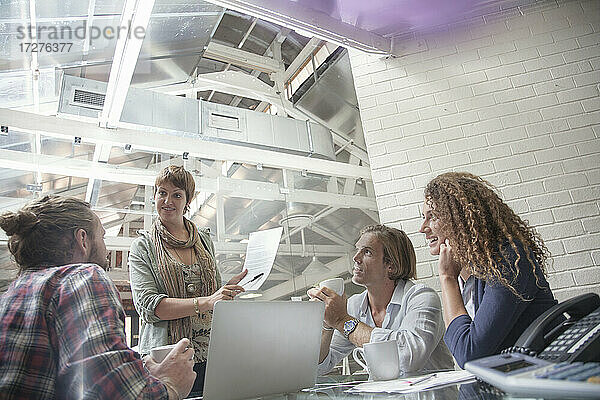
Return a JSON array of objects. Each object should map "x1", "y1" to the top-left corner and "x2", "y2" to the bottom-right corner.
[
  {"x1": 0, "y1": 195, "x2": 96, "y2": 274},
  {"x1": 359, "y1": 224, "x2": 417, "y2": 280},
  {"x1": 424, "y1": 172, "x2": 549, "y2": 297},
  {"x1": 155, "y1": 165, "x2": 196, "y2": 213}
]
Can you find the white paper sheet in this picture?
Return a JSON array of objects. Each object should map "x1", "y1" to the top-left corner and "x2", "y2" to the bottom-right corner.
[
  {"x1": 236, "y1": 227, "x2": 283, "y2": 291},
  {"x1": 346, "y1": 370, "x2": 475, "y2": 394}
]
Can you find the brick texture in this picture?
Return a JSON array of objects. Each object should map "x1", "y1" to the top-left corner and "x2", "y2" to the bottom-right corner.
[{"x1": 350, "y1": 0, "x2": 600, "y2": 300}]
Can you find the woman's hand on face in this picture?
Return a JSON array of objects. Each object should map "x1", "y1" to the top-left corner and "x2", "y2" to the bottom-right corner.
[
  {"x1": 438, "y1": 239, "x2": 462, "y2": 279},
  {"x1": 207, "y1": 284, "x2": 245, "y2": 309},
  {"x1": 226, "y1": 269, "x2": 248, "y2": 285}
]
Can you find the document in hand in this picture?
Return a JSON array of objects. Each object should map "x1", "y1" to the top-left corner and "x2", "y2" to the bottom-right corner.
[
  {"x1": 346, "y1": 370, "x2": 475, "y2": 394},
  {"x1": 236, "y1": 227, "x2": 283, "y2": 291}
]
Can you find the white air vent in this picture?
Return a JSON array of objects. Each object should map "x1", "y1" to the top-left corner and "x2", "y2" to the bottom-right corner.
[
  {"x1": 70, "y1": 87, "x2": 105, "y2": 110},
  {"x1": 209, "y1": 112, "x2": 240, "y2": 131}
]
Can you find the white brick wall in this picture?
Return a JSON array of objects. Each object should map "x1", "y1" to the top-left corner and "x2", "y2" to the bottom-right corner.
[{"x1": 350, "y1": 0, "x2": 600, "y2": 301}]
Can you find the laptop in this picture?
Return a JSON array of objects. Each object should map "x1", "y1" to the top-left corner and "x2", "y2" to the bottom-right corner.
[{"x1": 202, "y1": 300, "x2": 325, "y2": 400}]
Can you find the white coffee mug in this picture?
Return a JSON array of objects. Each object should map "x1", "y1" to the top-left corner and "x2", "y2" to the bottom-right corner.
[
  {"x1": 352, "y1": 339, "x2": 400, "y2": 381},
  {"x1": 319, "y1": 277, "x2": 344, "y2": 296},
  {"x1": 150, "y1": 344, "x2": 177, "y2": 363}
]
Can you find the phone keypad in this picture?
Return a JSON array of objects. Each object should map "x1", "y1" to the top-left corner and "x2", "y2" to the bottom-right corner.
[{"x1": 539, "y1": 308, "x2": 600, "y2": 362}]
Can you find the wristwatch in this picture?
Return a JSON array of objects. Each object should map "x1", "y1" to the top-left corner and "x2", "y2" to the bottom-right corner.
[{"x1": 343, "y1": 318, "x2": 360, "y2": 339}]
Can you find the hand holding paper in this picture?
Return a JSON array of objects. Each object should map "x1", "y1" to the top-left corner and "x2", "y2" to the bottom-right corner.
[{"x1": 236, "y1": 227, "x2": 283, "y2": 291}]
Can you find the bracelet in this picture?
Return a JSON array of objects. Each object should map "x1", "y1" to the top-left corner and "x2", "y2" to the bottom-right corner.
[
  {"x1": 193, "y1": 297, "x2": 200, "y2": 315},
  {"x1": 162, "y1": 379, "x2": 182, "y2": 400},
  {"x1": 322, "y1": 323, "x2": 334, "y2": 331}
]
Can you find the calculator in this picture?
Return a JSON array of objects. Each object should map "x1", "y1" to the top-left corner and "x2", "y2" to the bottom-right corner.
[{"x1": 464, "y1": 352, "x2": 600, "y2": 399}]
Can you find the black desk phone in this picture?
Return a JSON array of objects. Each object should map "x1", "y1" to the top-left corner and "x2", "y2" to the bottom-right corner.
[
  {"x1": 465, "y1": 294, "x2": 600, "y2": 398},
  {"x1": 512, "y1": 293, "x2": 600, "y2": 362}
]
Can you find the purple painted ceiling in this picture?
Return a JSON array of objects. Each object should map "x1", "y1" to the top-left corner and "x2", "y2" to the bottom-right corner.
[{"x1": 296, "y1": 0, "x2": 501, "y2": 36}]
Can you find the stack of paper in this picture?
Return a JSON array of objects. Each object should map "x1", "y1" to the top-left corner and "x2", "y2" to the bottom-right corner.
[{"x1": 346, "y1": 370, "x2": 475, "y2": 394}]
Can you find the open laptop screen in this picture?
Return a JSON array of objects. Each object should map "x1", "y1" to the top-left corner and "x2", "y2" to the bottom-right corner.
[{"x1": 202, "y1": 300, "x2": 325, "y2": 400}]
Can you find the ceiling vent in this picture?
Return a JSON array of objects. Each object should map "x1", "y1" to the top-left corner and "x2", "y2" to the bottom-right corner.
[
  {"x1": 58, "y1": 75, "x2": 335, "y2": 160},
  {"x1": 70, "y1": 87, "x2": 105, "y2": 110}
]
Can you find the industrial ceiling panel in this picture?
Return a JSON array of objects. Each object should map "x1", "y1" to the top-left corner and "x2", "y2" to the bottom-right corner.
[
  {"x1": 94, "y1": 0, "x2": 126, "y2": 15},
  {"x1": 35, "y1": 0, "x2": 91, "y2": 18},
  {"x1": 0, "y1": 0, "x2": 29, "y2": 19}
]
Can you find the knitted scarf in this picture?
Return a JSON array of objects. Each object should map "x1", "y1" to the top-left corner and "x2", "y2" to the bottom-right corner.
[{"x1": 151, "y1": 217, "x2": 217, "y2": 344}]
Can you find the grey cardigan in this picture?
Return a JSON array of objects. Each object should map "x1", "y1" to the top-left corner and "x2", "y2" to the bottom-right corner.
[{"x1": 128, "y1": 228, "x2": 220, "y2": 355}]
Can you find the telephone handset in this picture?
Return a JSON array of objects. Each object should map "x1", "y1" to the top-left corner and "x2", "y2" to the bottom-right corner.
[{"x1": 512, "y1": 293, "x2": 600, "y2": 362}]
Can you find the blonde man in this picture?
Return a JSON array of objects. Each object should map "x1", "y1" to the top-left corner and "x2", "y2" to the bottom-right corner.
[{"x1": 308, "y1": 224, "x2": 453, "y2": 375}]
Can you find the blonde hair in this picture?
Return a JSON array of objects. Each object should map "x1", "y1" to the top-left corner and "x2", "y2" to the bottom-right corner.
[
  {"x1": 424, "y1": 172, "x2": 549, "y2": 297},
  {"x1": 359, "y1": 224, "x2": 417, "y2": 280},
  {"x1": 0, "y1": 196, "x2": 96, "y2": 274},
  {"x1": 155, "y1": 165, "x2": 196, "y2": 213}
]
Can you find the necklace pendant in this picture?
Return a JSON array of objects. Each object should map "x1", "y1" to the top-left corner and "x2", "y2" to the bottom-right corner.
[{"x1": 187, "y1": 283, "x2": 197, "y2": 293}]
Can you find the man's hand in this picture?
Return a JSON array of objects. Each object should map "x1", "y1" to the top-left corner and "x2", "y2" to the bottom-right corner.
[
  {"x1": 307, "y1": 286, "x2": 351, "y2": 330},
  {"x1": 144, "y1": 338, "x2": 196, "y2": 399}
]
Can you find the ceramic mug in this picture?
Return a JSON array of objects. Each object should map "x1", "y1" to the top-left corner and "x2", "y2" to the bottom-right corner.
[
  {"x1": 150, "y1": 344, "x2": 177, "y2": 363},
  {"x1": 352, "y1": 339, "x2": 400, "y2": 381},
  {"x1": 319, "y1": 277, "x2": 344, "y2": 296}
]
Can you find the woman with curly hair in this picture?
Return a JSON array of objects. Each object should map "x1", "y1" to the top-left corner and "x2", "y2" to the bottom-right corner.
[{"x1": 419, "y1": 172, "x2": 557, "y2": 367}]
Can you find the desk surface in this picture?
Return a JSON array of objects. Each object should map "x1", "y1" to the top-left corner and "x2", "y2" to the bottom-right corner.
[{"x1": 189, "y1": 373, "x2": 533, "y2": 400}]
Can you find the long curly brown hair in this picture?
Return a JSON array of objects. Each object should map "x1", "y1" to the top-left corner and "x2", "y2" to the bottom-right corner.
[{"x1": 424, "y1": 172, "x2": 549, "y2": 298}]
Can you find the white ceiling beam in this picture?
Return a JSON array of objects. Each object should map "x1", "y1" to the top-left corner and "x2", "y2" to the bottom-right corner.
[
  {"x1": 307, "y1": 224, "x2": 355, "y2": 248},
  {"x1": 195, "y1": 71, "x2": 279, "y2": 101},
  {"x1": 207, "y1": 16, "x2": 259, "y2": 104},
  {"x1": 202, "y1": 0, "x2": 392, "y2": 55},
  {"x1": 85, "y1": 144, "x2": 113, "y2": 205},
  {"x1": 261, "y1": 254, "x2": 352, "y2": 300},
  {"x1": 283, "y1": 36, "x2": 323, "y2": 84},
  {"x1": 203, "y1": 42, "x2": 283, "y2": 74},
  {"x1": 0, "y1": 148, "x2": 376, "y2": 210},
  {"x1": 153, "y1": 70, "x2": 280, "y2": 105},
  {"x1": 229, "y1": 27, "x2": 289, "y2": 107},
  {"x1": 0, "y1": 108, "x2": 371, "y2": 179},
  {"x1": 94, "y1": 235, "x2": 349, "y2": 255},
  {"x1": 0, "y1": 232, "x2": 349, "y2": 257},
  {"x1": 98, "y1": 0, "x2": 155, "y2": 128}
]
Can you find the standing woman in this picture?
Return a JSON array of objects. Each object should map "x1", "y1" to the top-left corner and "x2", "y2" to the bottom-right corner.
[
  {"x1": 129, "y1": 165, "x2": 246, "y2": 395},
  {"x1": 420, "y1": 172, "x2": 557, "y2": 368}
]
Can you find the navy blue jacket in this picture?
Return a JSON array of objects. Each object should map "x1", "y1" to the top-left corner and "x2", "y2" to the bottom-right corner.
[{"x1": 444, "y1": 244, "x2": 557, "y2": 368}]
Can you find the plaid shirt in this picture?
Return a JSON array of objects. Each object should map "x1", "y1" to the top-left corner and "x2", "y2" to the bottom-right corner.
[{"x1": 0, "y1": 263, "x2": 168, "y2": 399}]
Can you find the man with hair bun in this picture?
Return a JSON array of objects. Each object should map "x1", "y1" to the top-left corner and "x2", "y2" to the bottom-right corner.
[
  {"x1": 0, "y1": 195, "x2": 195, "y2": 400},
  {"x1": 308, "y1": 224, "x2": 453, "y2": 375}
]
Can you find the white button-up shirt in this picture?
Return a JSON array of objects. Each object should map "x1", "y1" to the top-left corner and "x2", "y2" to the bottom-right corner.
[
  {"x1": 458, "y1": 275, "x2": 476, "y2": 319},
  {"x1": 318, "y1": 279, "x2": 454, "y2": 375}
]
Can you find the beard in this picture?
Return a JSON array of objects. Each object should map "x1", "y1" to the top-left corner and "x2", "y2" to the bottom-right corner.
[{"x1": 89, "y1": 245, "x2": 109, "y2": 270}]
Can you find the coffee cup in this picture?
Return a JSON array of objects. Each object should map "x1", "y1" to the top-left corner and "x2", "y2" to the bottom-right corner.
[
  {"x1": 352, "y1": 339, "x2": 400, "y2": 381},
  {"x1": 319, "y1": 277, "x2": 344, "y2": 296},
  {"x1": 150, "y1": 344, "x2": 177, "y2": 363}
]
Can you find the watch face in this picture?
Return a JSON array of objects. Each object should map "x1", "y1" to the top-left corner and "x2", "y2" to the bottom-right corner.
[{"x1": 344, "y1": 319, "x2": 358, "y2": 337}]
